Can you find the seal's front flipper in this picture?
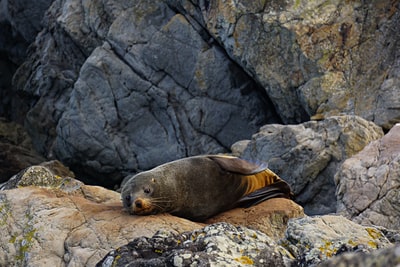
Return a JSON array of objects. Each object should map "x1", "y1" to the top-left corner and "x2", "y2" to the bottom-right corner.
[
  {"x1": 208, "y1": 155, "x2": 268, "y2": 175},
  {"x1": 236, "y1": 180, "x2": 293, "y2": 208}
]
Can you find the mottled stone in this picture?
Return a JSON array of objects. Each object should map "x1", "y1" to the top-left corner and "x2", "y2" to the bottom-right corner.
[
  {"x1": 318, "y1": 244, "x2": 400, "y2": 267},
  {"x1": 206, "y1": 198, "x2": 304, "y2": 241},
  {"x1": 284, "y1": 215, "x2": 393, "y2": 266},
  {"x1": 3, "y1": 0, "x2": 399, "y2": 188},
  {"x1": 202, "y1": 0, "x2": 400, "y2": 129},
  {"x1": 236, "y1": 115, "x2": 383, "y2": 215},
  {"x1": 0, "y1": 160, "x2": 75, "y2": 190},
  {"x1": 336, "y1": 123, "x2": 400, "y2": 229},
  {"x1": 0, "y1": 184, "x2": 202, "y2": 266},
  {"x1": 97, "y1": 222, "x2": 293, "y2": 267}
]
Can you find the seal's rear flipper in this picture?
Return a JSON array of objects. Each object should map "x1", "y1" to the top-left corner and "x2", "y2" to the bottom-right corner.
[{"x1": 236, "y1": 180, "x2": 294, "y2": 208}]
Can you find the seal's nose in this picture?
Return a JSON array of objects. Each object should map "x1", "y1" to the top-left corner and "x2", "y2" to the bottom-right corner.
[
  {"x1": 135, "y1": 199, "x2": 143, "y2": 209},
  {"x1": 124, "y1": 195, "x2": 132, "y2": 207}
]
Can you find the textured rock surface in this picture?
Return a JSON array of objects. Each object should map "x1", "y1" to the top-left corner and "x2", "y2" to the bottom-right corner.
[
  {"x1": 206, "y1": 198, "x2": 304, "y2": 241},
  {"x1": 318, "y1": 244, "x2": 400, "y2": 267},
  {"x1": 11, "y1": 0, "x2": 277, "y2": 186},
  {"x1": 97, "y1": 214, "x2": 398, "y2": 267},
  {"x1": 97, "y1": 222, "x2": 293, "y2": 267},
  {"x1": 336, "y1": 123, "x2": 400, "y2": 229},
  {"x1": 0, "y1": 160, "x2": 75, "y2": 190},
  {"x1": 204, "y1": 0, "x2": 400, "y2": 128},
  {"x1": 0, "y1": 167, "x2": 203, "y2": 266},
  {"x1": 0, "y1": 162, "x2": 304, "y2": 267},
  {"x1": 1, "y1": 162, "x2": 398, "y2": 266},
  {"x1": 235, "y1": 115, "x2": 383, "y2": 215},
  {"x1": 284, "y1": 215, "x2": 393, "y2": 266},
  {"x1": 1, "y1": 0, "x2": 398, "y2": 187},
  {"x1": 0, "y1": 119, "x2": 45, "y2": 183}
]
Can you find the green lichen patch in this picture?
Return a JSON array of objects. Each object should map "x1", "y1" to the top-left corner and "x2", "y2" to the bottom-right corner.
[{"x1": 0, "y1": 196, "x2": 12, "y2": 226}]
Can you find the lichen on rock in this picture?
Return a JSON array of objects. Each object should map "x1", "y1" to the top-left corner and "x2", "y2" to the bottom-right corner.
[{"x1": 97, "y1": 222, "x2": 293, "y2": 267}]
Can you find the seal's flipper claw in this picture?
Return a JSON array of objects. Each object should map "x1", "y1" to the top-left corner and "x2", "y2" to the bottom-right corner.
[{"x1": 236, "y1": 180, "x2": 294, "y2": 208}]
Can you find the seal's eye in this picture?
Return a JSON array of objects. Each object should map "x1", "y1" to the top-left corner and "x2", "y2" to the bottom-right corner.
[
  {"x1": 143, "y1": 187, "x2": 151, "y2": 194},
  {"x1": 125, "y1": 195, "x2": 132, "y2": 206}
]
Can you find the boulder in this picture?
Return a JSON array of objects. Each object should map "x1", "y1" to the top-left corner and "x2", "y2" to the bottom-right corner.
[
  {"x1": 11, "y1": 0, "x2": 278, "y2": 186},
  {"x1": 97, "y1": 222, "x2": 293, "y2": 267},
  {"x1": 206, "y1": 198, "x2": 304, "y2": 241},
  {"x1": 0, "y1": 162, "x2": 301, "y2": 266},
  {"x1": 97, "y1": 214, "x2": 397, "y2": 267},
  {"x1": 202, "y1": 0, "x2": 400, "y2": 128},
  {"x1": 234, "y1": 115, "x2": 383, "y2": 215},
  {"x1": 336, "y1": 123, "x2": 400, "y2": 229},
  {"x1": 0, "y1": 165, "x2": 203, "y2": 266},
  {"x1": 284, "y1": 215, "x2": 393, "y2": 266},
  {"x1": 0, "y1": 160, "x2": 74, "y2": 190},
  {"x1": 318, "y1": 244, "x2": 400, "y2": 267},
  {"x1": 1, "y1": 161, "x2": 398, "y2": 266}
]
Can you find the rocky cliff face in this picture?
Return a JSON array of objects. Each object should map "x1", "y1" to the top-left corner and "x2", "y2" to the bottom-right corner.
[{"x1": 1, "y1": 0, "x2": 399, "y2": 186}]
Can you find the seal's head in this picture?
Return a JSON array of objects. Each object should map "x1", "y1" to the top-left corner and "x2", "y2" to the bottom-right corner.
[{"x1": 121, "y1": 171, "x2": 174, "y2": 215}]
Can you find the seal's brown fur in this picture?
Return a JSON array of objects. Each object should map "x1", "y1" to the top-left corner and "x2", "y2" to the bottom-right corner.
[{"x1": 121, "y1": 155, "x2": 293, "y2": 221}]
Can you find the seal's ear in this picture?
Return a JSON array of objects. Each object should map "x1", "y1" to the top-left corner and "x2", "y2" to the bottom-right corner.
[{"x1": 208, "y1": 155, "x2": 268, "y2": 175}]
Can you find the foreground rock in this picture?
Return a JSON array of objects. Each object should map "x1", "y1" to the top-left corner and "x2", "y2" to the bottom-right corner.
[
  {"x1": 0, "y1": 162, "x2": 397, "y2": 266},
  {"x1": 97, "y1": 222, "x2": 293, "y2": 267},
  {"x1": 98, "y1": 215, "x2": 396, "y2": 267},
  {"x1": 284, "y1": 215, "x2": 393, "y2": 266},
  {"x1": 0, "y1": 163, "x2": 302, "y2": 266},
  {"x1": 336, "y1": 123, "x2": 400, "y2": 229},
  {"x1": 206, "y1": 198, "x2": 304, "y2": 241},
  {"x1": 234, "y1": 115, "x2": 383, "y2": 215},
  {"x1": 319, "y1": 244, "x2": 400, "y2": 267},
  {"x1": 0, "y1": 164, "x2": 203, "y2": 266}
]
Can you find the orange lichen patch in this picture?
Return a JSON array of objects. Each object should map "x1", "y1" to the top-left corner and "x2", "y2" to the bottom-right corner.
[
  {"x1": 365, "y1": 227, "x2": 383, "y2": 240},
  {"x1": 318, "y1": 240, "x2": 338, "y2": 258},
  {"x1": 234, "y1": 255, "x2": 254, "y2": 265}
]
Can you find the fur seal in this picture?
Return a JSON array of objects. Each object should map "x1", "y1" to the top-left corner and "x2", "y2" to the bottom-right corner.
[{"x1": 121, "y1": 155, "x2": 293, "y2": 221}]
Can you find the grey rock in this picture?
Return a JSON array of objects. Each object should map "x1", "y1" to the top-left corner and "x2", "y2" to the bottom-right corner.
[
  {"x1": 202, "y1": 0, "x2": 319, "y2": 123},
  {"x1": 4, "y1": 0, "x2": 399, "y2": 188},
  {"x1": 318, "y1": 244, "x2": 400, "y2": 267},
  {"x1": 236, "y1": 115, "x2": 383, "y2": 215},
  {"x1": 202, "y1": 0, "x2": 400, "y2": 129},
  {"x1": 51, "y1": 2, "x2": 276, "y2": 185},
  {"x1": 336, "y1": 123, "x2": 400, "y2": 229},
  {"x1": 97, "y1": 222, "x2": 293, "y2": 267},
  {"x1": 284, "y1": 215, "x2": 393, "y2": 267},
  {"x1": 0, "y1": 160, "x2": 76, "y2": 190}
]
